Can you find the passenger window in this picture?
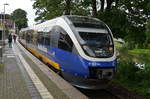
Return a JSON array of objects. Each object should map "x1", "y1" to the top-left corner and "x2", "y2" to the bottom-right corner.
[
  {"x1": 44, "y1": 37, "x2": 50, "y2": 45},
  {"x1": 37, "y1": 34, "x2": 41, "y2": 44},
  {"x1": 41, "y1": 36, "x2": 44, "y2": 45},
  {"x1": 58, "y1": 33, "x2": 73, "y2": 52},
  {"x1": 37, "y1": 33, "x2": 44, "y2": 44},
  {"x1": 50, "y1": 28, "x2": 59, "y2": 48},
  {"x1": 45, "y1": 32, "x2": 50, "y2": 45},
  {"x1": 22, "y1": 33, "x2": 24, "y2": 39},
  {"x1": 0, "y1": 31, "x2": 2, "y2": 40},
  {"x1": 26, "y1": 34, "x2": 31, "y2": 43}
]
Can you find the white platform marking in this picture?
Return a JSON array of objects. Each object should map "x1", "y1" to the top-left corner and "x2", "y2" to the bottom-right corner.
[
  {"x1": 7, "y1": 56, "x2": 15, "y2": 58},
  {"x1": 12, "y1": 44, "x2": 54, "y2": 99}
]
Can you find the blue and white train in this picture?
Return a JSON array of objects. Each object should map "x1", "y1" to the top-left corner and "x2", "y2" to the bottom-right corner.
[{"x1": 19, "y1": 15, "x2": 117, "y2": 89}]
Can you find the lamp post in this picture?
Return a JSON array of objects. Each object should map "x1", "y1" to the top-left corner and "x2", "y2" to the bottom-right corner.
[
  {"x1": 0, "y1": 3, "x2": 9, "y2": 62},
  {"x1": 3, "y1": 3, "x2": 9, "y2": 46}
]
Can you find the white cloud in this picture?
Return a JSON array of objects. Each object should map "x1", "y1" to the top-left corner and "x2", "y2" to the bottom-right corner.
[{"x1": 0, "y1": 0, "x2": 37, "y2": 26}]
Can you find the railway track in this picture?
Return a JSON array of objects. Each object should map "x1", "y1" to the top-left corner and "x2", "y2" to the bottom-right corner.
[
  {"x1": 78, "y1": 82, "x2": 147, "y2": 99},
  {"x1": 78, "y1": 88, "x2": 119, "y2": 99},
  {"x1": 106, "y1": 83, "x2": 147, "y2": 99}
]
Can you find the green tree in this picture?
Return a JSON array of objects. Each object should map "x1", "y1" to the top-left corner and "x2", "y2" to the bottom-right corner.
[
  {"x1": 11, "y1": 9, "x2": 28, "y2": 30},
  {"x1": 97, "y1": 8, "x2": 129, "y2": 39},
  {"x1": 100, "y1": 0, "x2": 105, "y2": 11},
  {"x1": 71, "y1": 0, "x2": 91, "y2": 15},
  {"x1": 106, "y1": 0, "x2": 114, "y2": 10},
  {"x1": 32, "y1": 0, "x2": 150, "y2": 48},
  {"x1": 119, "y1": 0, "x2": 149, "y2": 27},
  {"x1": 64, "y1": 0, "x2": 71, "y2": 15},
  {"x1": 33, "y1": 0, "x2": 62, "y2": 22},
  {"x1": 145, "y1": 19, "x2": 150, "y2": 43},
  {"x1": 118, "y1": 0, "x2": 150, "y2": 45},
  {"x1": 92, "y1": 0, "x2": 97, "y2": 17},
  {"x1": 33, "y1": 0, "x2": 91, "y2": 22}
]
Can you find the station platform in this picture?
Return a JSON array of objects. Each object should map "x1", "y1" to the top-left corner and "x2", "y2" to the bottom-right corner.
[{"x1": 0, "y1": 42, "x2": 87, "y2": 99}]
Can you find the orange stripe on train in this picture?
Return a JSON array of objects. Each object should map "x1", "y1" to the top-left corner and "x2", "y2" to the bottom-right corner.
[{"x1": 20, "y1": 42, "x2": 60, "y2": 70}]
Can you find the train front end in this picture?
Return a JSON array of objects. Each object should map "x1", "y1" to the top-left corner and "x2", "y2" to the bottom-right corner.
[{"x1": 60, "y1": 16, "x2": 117, "y2": 89}]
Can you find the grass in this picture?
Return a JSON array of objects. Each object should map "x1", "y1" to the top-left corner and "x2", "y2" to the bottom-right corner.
[
  {"x1": 114, "y1": 42, "x2": 123, "y2": 49},
  {"x1": 113, "y1": 46, "x2": 150, "y2": 98},
  {"x1": 129, "y1": 49, "x2": 150, "y2": 54}
]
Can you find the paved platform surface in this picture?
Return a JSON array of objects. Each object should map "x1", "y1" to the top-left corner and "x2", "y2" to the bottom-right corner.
[
  {"x1": 0, "y1": 42, "x2": 88, "y2": 99},
  {"x1": 0, "y1": 44, "x2": 37, "y2": 99}
]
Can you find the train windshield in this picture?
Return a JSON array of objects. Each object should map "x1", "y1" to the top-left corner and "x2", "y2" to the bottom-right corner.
[
  {"x1": 79, "y1": 32, "x2": 114, "y2": 58},
  {"x1": 67, "y1": 16, "x2": 106, "y2": 29},
  {"x1": 66, "y1": 16, "x2": 114, "y2": 58}
]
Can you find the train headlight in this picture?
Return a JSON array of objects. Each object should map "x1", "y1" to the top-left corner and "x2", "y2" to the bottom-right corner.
[
  {"x1": 83, "y1": 45, "x2": 88, "y2": 50},
  {"x1": 82, "y1": 45, "x2": 113, "y2": 58},
  {"x1": 108, "y1": 47, "x2": 113, "y2": 52}
]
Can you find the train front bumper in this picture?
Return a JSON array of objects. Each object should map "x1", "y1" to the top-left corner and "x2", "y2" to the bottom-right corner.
[{"x1": 62, "y1": 72, "x2": 112, "y2": 89}]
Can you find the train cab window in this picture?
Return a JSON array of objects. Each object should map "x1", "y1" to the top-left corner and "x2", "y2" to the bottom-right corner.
[{"x1": 58, "y1": 33, "x2": 73, "y2": 52}]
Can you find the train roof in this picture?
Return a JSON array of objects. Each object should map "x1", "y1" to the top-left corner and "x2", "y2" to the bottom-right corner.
[{"x1": 20, "y1": 15, "x2": 105, "y2": 33}]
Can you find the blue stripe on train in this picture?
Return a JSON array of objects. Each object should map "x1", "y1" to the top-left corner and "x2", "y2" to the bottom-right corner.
[{"x1": 37, "y1": 43, "x2": 117, "y2": 77}]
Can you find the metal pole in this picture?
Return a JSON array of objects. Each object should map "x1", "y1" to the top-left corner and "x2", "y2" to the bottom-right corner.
[
  {"x1": 0, "y1": 13, "x2": 3, "y2": 43},
  {"x1": 3, "y1": 3, "x2": 9, "y2": 46},
  {"x1": 0, "y1": 13, "x2": 2, "y2": 63},
  {"x1": 0, "y1": 3, "x2": 9, "y2": 63},
  {"x1": 3, "y1": 4, "x2": 5, "y2": 46}
]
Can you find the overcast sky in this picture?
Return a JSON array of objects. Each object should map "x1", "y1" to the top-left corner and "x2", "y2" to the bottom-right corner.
[{"x1": 0, "y1": 0, "x2": 36, "y2": 26}]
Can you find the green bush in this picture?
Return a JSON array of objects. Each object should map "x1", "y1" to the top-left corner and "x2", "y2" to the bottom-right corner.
[
  {"x1": 115, "y1": 59, "x2": 140, "y2": 82},
  {"x1": 113, "y1": 51, "x2": 150, "y2": 98}
]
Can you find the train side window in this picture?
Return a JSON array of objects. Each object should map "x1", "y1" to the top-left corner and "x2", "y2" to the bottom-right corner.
[
  {"x1": 37, "y1": 33, "x2": 44, "y2": 44},
  {"x1": 37, "y1": 34, "x2": 41, "y2": 44},
  {"x1": 50, "y1": 28, "x2": 59, "y2": 48},
  {"x1": 0, "y1": 31, "x2": 2, "y2": 40},
  {"x1": 58, "y1": 33, "x2": 73, "y2": 52},
  {"x1": 31, "y1": 34, "x2": 33, "y2": 43},
  {"x1": 44, "y1": 37, "x2": 49, "y2": 45},
  {"x1": 26, "y1": 33, "x2": 31, "y2": 43},
  {"x1": 49, "y1": 31, "x2": 52, "y2": 46},
  {"x1": 44, "y1": 33, "x2": 50, "y2": 45},
  {"x1": 41, "y1": 36, "x2": 44, "y2": 45},
  {"x1": 22, "y1": 33, "x2": 25, "y2": 39}
]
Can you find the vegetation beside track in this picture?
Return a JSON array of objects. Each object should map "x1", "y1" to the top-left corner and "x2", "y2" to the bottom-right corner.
[
  {"x1": 129, "y1": 49, "x2": 150, "y2": 54},
  {"x1": 113, "y1": 44, "x2": 150, "y2": 98}
]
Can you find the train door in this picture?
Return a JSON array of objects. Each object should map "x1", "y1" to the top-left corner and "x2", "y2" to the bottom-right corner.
[
  {"x1": 49, "y1": 27, "x2": 60, "y2": 61},
  {"x1": 37, "y1": 32, "x2": 45, "y2": 55},
  {"x1": 26, "y1": 31, "x2": 31, "y2": 46},
  {"x1": 55, "y1": 27, "x2": 76, "y2": 73},
  {"x1": 43, "y1": 32, "x2": 50, "y2": 57},
  {"x1": 50, "y1": 27, "x2": 59, "y2": 48},
  {"x1": 32, "y1": 31, "x2": 38, "y2": 49}
]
